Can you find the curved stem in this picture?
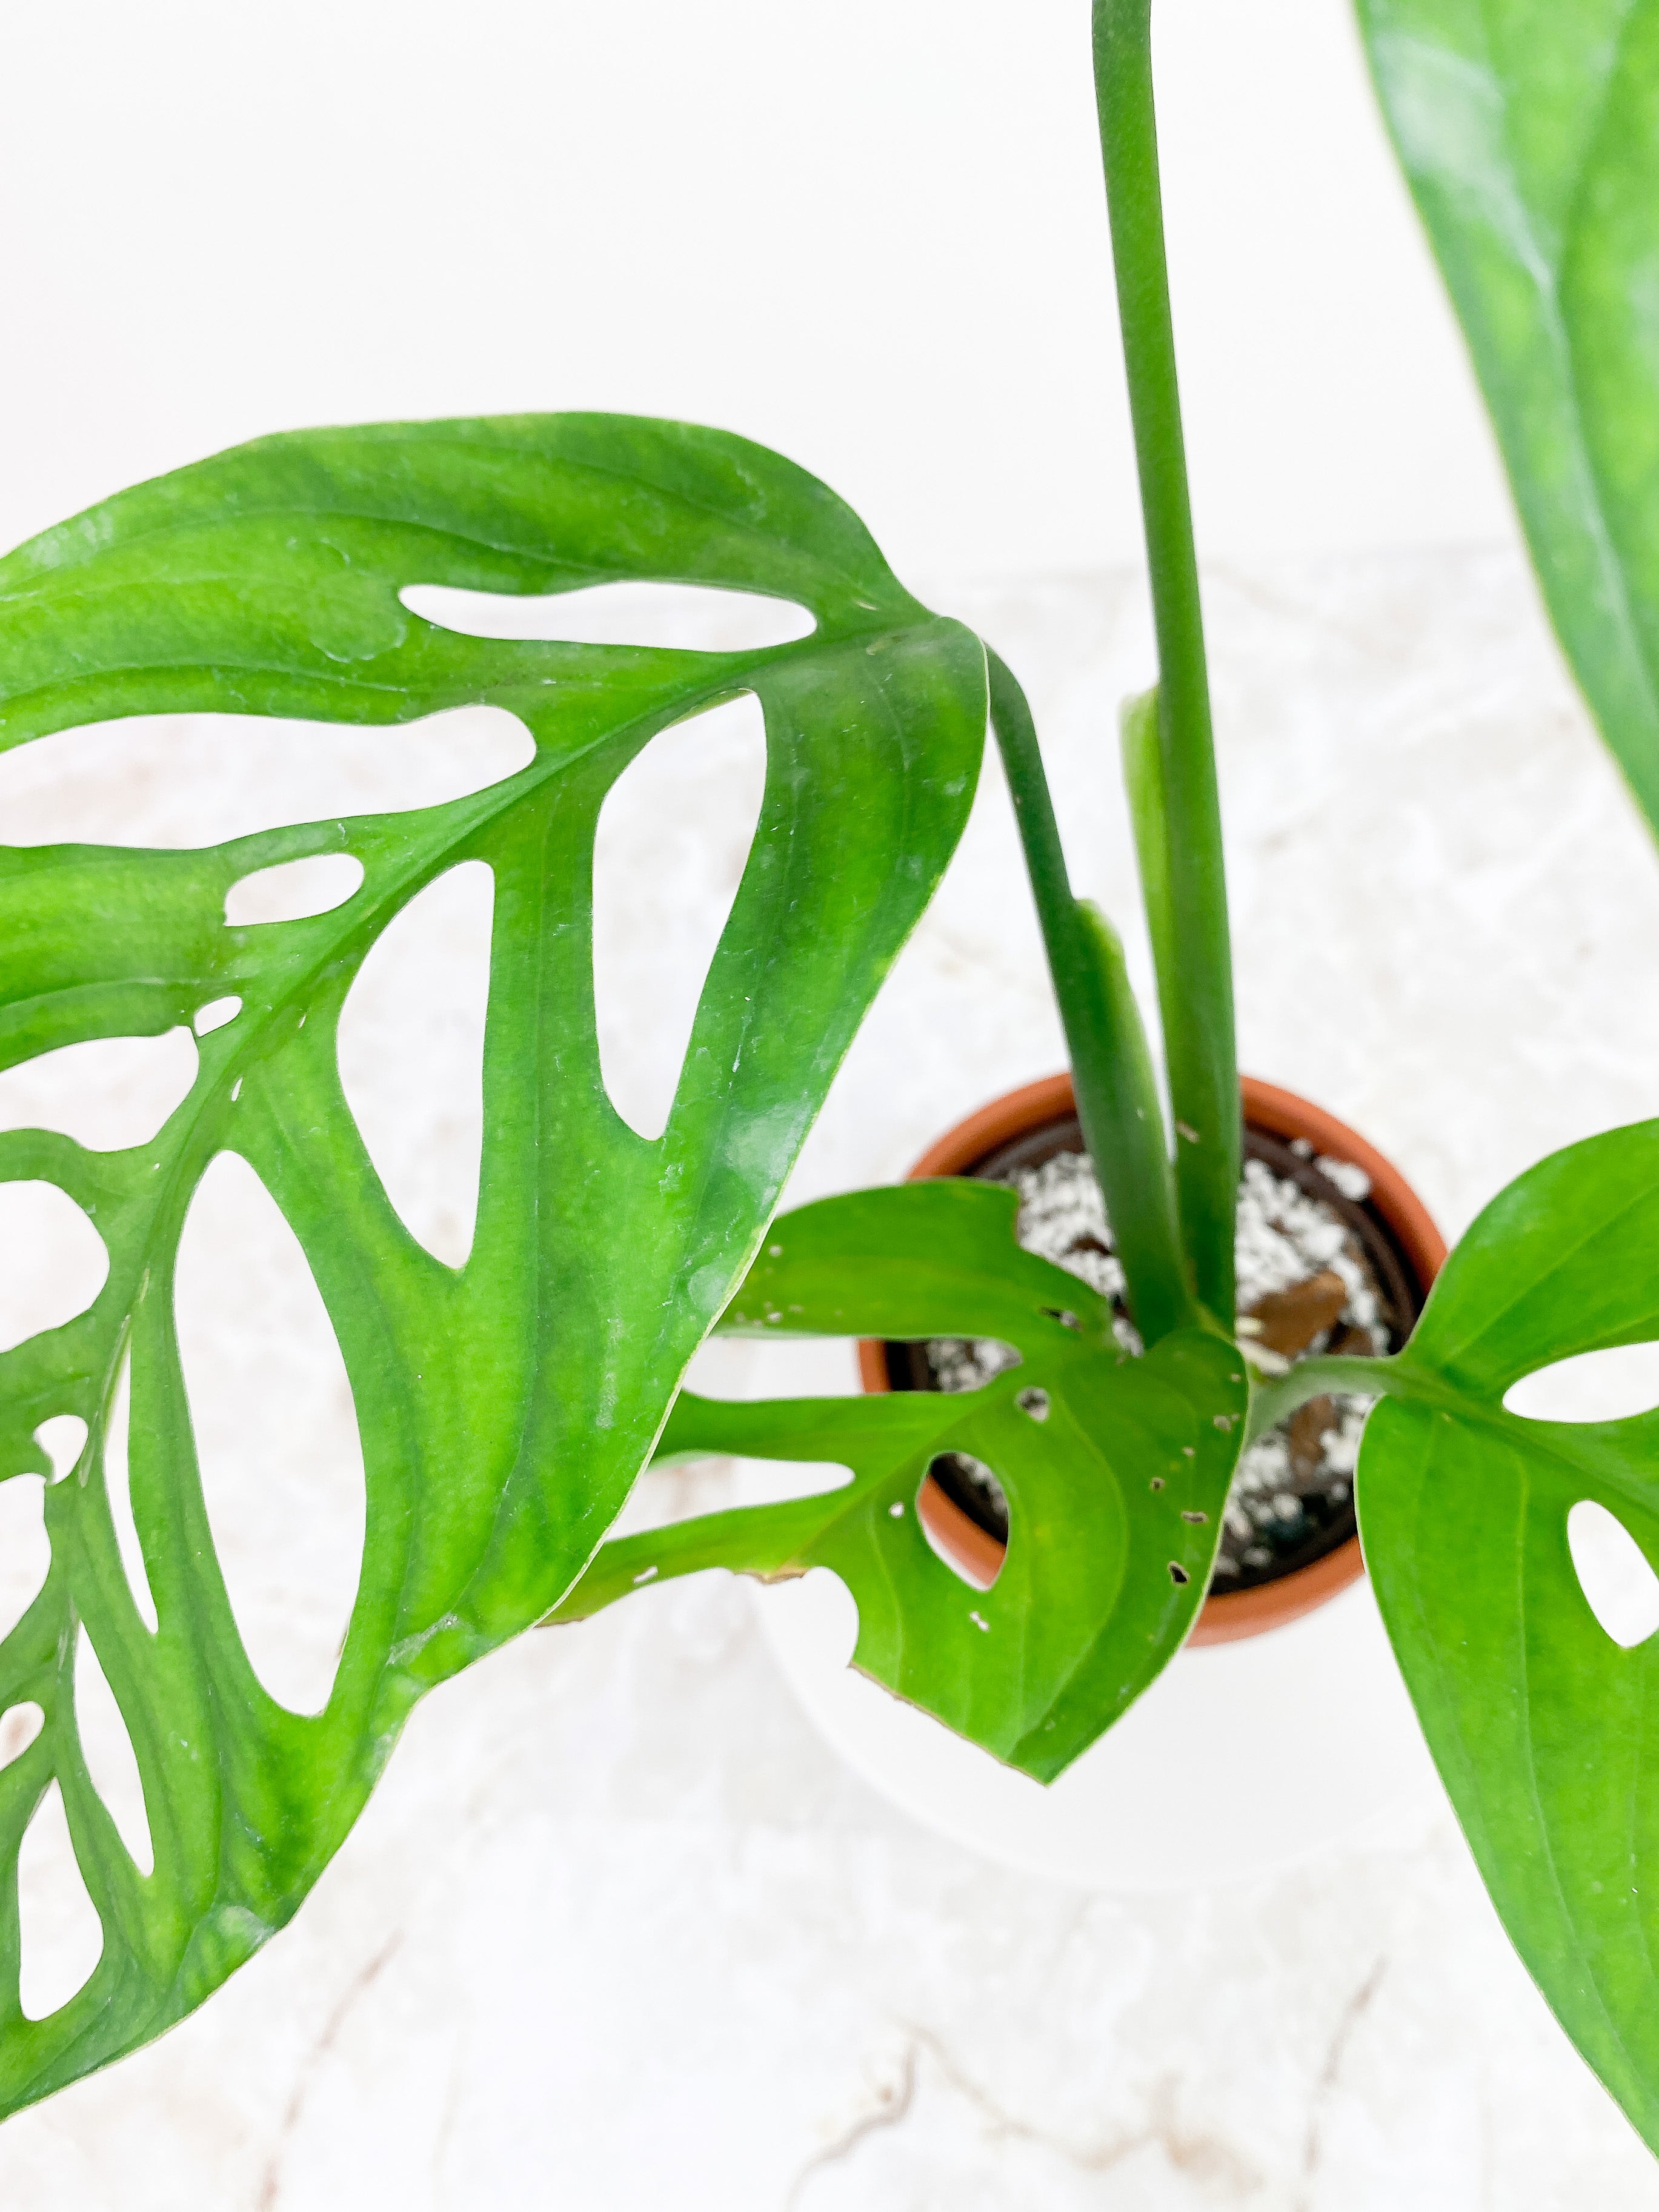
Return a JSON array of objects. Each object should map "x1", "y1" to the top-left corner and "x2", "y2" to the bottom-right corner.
[
  {"x1": 1240, "y1": 1351, "x2": 1474, "y2": 1446},
  {"x1": 1093, "y1": 0, "x2": 1238, "y2": 1327},
  {"x1": 988, "y1": 648, "x2": 1192, "y2": 1343}
]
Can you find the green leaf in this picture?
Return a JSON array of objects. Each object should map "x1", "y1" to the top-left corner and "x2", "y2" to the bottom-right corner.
[
  {"x1": 1357, "y1": 0, "x2": 1659, "y2": 837},
  {"x1": 1357, "y1": 1120, "x2": 1659, "y2": 2151},
  {"x1": 553, "y1": 1180, "x2": 1247, "y2": 1781},
  {"x1": 0, "y1": 413, "x2": 985, "y2": 2114}
]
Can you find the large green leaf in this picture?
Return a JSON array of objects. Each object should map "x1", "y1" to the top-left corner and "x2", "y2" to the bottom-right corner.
[
  {"x1": 553, "y1": 1180, "x2": 1246, "y2": 1781},
  {"x1": 1357, "y1": 0, "x2": 1659, "y2": 837},
  {"x1": 0, "y1": 414, "x2": 984, "y2": 2114},
  {"x1": 1356, "y1": 1120, "x2": 1659, "y2": 2150}
]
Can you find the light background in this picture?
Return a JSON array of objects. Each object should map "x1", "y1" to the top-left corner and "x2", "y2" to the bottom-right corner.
[
  {"x1": 5, "y1": 548, "x2": 1659, "y2": 2208},
  {"x1": 0, "y1": 0, "x2": 1515, "y2": 580},
  {"x1": 9, "y1": 5, "x2": 1659, "y2": 2202}
]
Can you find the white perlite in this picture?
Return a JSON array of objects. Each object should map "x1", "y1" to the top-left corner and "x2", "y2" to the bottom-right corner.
[{"x1": 926, "y1": 1146, "x2": 1391, "y2": 1581}]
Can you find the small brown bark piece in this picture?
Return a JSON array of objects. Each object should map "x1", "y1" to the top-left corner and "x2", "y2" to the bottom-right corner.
[
  {"x1": 1288, "y1": 1395, "x2": 1337, "y2": 1482},
  {"x1": 1242, "y1": 1267, "x2": 1348, "y2": 1357}
]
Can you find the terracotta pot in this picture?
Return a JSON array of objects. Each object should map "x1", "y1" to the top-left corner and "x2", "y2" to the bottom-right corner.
[{"x1": 857, "y1": 1073, "x2": 1446, "y2": 1644}]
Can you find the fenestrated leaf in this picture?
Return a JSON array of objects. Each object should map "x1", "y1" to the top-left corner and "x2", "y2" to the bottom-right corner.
[
  {"x1": 553, "y1": 1180, "x2": 1247, "y2": 1780},
  {"x1": 1356, "y1": 1120, "x2": 1659, "y2": 2151},
  {"x1": 0, "y1": 413, "x2": 985, "y2": 2114},
  {"x1": 1357, "y1": 0, "x2": 1659, "y2": 837}
]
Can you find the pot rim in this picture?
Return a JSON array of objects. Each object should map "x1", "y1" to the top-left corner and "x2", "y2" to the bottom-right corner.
[{"x1": 856, "y1": 1072, "x2": 1446, "y2": 1645}]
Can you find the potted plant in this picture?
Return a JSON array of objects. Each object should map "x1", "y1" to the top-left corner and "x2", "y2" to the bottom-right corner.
[
  {"x1": 851, "y1": 1067, "x2": 1447, "y2": 1645},
  {"x1": 4, "y1": 0, "x2": 1659, "y2": 2166}
]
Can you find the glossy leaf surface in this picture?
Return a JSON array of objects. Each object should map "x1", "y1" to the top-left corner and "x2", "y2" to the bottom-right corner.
[
  {"x1": 0, "y1": 414, "x2": 984, "y2": 2114},
  {"x1": 554, "y1": 1180, "x2": 1246, "y2": 1781},
  {"x1": 1357, "y1": 0, "x2": 1659, "y2": 835},
  {"x1": 1358, "y1": 1121, "x2": 1659, "y2": 2150}
]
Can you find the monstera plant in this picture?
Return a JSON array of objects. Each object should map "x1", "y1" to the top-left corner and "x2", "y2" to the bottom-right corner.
[{"x1": 5, "y1": 0, "x2": 1659, "y2": 2162}]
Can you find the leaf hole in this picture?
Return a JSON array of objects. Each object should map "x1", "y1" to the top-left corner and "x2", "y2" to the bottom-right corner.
[
  {"x1": 193, "y1": 997, "x2": 242, "y2": 1038},
  {"x1": 1567, "y1": 1500, "x2": 1659, "y2": 1649},
  {"x1": 337, "y1": 860, "x2": 493, "y2": 1268},
  {"x1": 225, "y1": 853, "x2": 365, "y2": 926},
  {"x1": 0, "y1": 1704, "x2": 43, "y2": 1772},
  {"x1": 592, "y1": 694, "x2": 767, "y2": 1141},
  {"x1": 0, "y1": 1031, "x2": 198, "y2": 1152},
  {"x1": 0, "y1": 1476, "x2": 51, "y2": 1644},
  {"x1": 175, "y1": 1153, "x2": 365, "y2": 1713},
  {"x1": 0, "y1": 1183, "x2": 108, "y2": 1355},
  {"x1": 0, "y1": 705, "x2": 533, "y2": 847},
  {"x1": 1504, "y1": 1343, "x2": 1659, "y2": 1424},
  {"x1": 1168, "y1": 1561, "x2": 1191, "y2": 1586},
  {"x1": 1014, "y1": 1386, "x2": 1050, "y2": 1422},
  {"x1": 73, "y1": 1635, "x2": 153, "y2": 1876},
  {"x1": 1039, "y1": 1306, "x2": 1081, "y2": 1332},
  {"x1": 613, "y1": 1454, "x2": 853, "y2": 1543},
  {"x1": 917, "y1": 1455, "x2": 1006, "y2": 1590},
  {"x1": 33, "y1": 1416, "x2": 86, "y2": 1484},
  {"x1": 103, "y1": 1354, "x2": 158, "y2": 1632},
  {"x1": 402, "y1": 580, "x2": 814, "y2": 651},
  {"x1": 17, "y1": 1781, "x2": 104, "y2": 2020}
]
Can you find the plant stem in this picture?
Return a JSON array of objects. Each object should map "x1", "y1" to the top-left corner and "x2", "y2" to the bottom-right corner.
[
  {"x1": 1093, "y1": 0, "x2": 1239, "y2": 1327},
  {"x1": 1241, "y1": 1350, "x2": 1478, "y2": 1447},
  {"x1": 988, "y1": 648, "x2": 1193, "y2": 1344},
  {"x1": 1243, "y1": 1354, "x2": 1396, "y2": 1445}
]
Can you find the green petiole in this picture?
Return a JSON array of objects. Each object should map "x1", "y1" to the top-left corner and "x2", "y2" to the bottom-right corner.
[{"x1": 1092, "y1": 0, "x2": 1239, "y2": 1328}]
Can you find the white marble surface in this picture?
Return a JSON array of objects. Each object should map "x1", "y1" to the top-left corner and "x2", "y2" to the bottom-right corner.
[{"x1": 4, "y1": 550, "x2": 1659, "y2": 2205}]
